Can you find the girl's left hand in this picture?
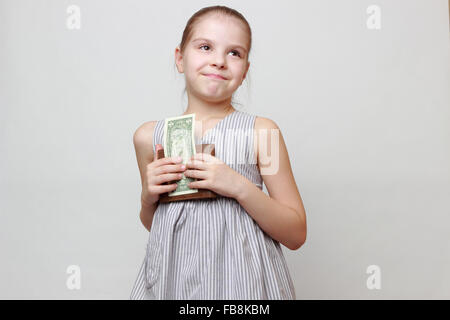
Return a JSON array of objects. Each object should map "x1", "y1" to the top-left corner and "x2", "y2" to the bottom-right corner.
[{"x1": 183, "y1": 153, "x2": 243, "y2": 199}]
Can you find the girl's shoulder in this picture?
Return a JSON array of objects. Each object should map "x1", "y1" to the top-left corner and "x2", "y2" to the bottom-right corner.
[
  {"x1": 251, "y1": 115, "x2": 281, "y2": 170},
  {"x1": 253, "y1": 115, "x2": 280, "y2": 132},
  {"x1": 236, "y1": 110, "x2": 279, "y2": 131},
  {"x1": 133, "y1": 120, "x2": 158, "y2": 163},
  {"x1": 133, "y1": 120, "x2": 158, "y2": 145}
]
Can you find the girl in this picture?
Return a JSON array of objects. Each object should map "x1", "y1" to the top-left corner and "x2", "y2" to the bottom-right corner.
[{"x1": 130, "y1": 5, "x2": 306, "y2": 300}]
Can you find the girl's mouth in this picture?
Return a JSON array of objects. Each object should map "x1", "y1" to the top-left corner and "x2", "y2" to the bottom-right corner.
[{"x1": 204, "y1": 73, "x2": 227, "y2": 80}]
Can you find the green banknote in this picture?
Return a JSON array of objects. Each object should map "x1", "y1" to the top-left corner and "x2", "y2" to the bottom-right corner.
[{"x1": 163, "y1": 113, "x2": 199, "y2": 196}]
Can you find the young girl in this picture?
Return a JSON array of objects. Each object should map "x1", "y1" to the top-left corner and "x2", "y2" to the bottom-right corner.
[{"x1": 130, "y1": 5, "x2": 306, "y2": 300}]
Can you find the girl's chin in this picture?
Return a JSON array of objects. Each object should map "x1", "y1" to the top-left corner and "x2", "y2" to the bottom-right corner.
[{"x1": 200, "y1": 92, "x2": 231, "y2": 102}]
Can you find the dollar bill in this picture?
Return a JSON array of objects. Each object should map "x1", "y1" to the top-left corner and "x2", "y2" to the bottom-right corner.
[{"x1": 163, "y1": 113, "x2": 199, "y2": 196}]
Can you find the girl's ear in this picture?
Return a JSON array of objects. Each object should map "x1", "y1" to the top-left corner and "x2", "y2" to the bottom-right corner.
[
  {"x1": 174, "y1": 46, "x2": 184, "y2": 73},
  {"x1": 241, "y1": 61, "x2": 250, "y2": 84}
]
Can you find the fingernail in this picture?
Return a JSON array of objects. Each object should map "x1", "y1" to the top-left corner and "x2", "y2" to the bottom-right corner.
[{"x1": 181, "y1": 165, "x2": 186, "y2": 169}]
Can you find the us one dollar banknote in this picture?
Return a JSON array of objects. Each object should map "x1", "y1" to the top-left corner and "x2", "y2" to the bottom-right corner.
[{"x1": 163, "y1": 113, "x2": 199, "y2": 196}]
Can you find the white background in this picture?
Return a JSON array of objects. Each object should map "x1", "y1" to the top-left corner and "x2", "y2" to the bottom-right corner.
[{"x1": 0, "y1": 0, "x2": 449, "y2": 299}]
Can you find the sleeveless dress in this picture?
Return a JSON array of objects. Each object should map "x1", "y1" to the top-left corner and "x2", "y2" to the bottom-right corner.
[{"x1": 130, "y1": 110, "x2": 296, "y2": 299}]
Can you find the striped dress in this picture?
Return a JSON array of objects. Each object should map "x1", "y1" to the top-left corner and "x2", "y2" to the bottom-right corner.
[{"x1": 130, "y1": 109, "x2": 296, "y2": 299}]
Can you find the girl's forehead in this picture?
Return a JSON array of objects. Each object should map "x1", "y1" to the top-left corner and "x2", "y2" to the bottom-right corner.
[{"x1": 190, "y1": 16, "x2": 249, "y2": 47}]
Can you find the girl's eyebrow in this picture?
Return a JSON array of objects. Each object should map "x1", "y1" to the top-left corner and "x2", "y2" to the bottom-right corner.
[{"x1": 192, "y1": 37, "x2": 248, "y2": 53}]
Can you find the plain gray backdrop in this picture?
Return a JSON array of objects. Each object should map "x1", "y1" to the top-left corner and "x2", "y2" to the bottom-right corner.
[{"x1": 0, "y1": 0, "x2": 449, "y2": 299}]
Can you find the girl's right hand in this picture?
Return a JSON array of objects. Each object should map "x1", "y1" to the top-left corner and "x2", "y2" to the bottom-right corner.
[{"x1": 141, "y1": 144, "x2": 186, "y2": 206}]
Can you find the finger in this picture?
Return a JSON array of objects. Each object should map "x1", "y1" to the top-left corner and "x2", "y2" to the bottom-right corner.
[
  {"x1": 188, "y1": 179, "x2": 208, "y2": 189},
  {"x1": 185, "y1": 159, "x2": 207, "y2": 170},
  {"x1": 191, "y1": 153, "x2": 207, "y2": 160},
  {"x1": 184, "y1": 169, "x2": 208, "y2": 180},
  {"x1": 156, "y1": 155, "x2": 183, "y2": 167},
  {"x1": 191, "y1": 153, "x2": 218, "y2": 163},
  {"x1": 152, "y1": 183, "x2": 178, "y2": 194},
  {"x1": 154, "y1": 163, "x2": 186, "y2": 176},
  {"x1": 155, "y1": 172, "x2": 183, "y2": 185}
]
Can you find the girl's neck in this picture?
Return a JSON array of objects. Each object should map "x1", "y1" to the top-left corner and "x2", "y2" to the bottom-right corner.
[{"x1": 183, "y1": 97, "x2": 235, "y2": 121}]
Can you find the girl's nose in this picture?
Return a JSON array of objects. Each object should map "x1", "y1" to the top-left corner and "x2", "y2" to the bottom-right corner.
[
  {"x1": 211, "y1": 62, "x2": 225, "y2": 69},
  {"x1": 211, "y1": 55, "x2": 226, "y2": 68}
]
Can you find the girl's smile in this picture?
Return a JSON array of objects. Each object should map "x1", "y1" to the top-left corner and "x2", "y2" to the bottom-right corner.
[{"x1": 203, "y1": 73, "x2": 228, "y2": 80}]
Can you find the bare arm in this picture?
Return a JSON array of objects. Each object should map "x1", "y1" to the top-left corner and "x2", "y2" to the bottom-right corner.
[
  {"x1": 139, "y1": 200, "x2": 158, "y2": 232},
  {"x1": 235, "y1": 117, "x2": 307, "y2": 250},
  {"x1": 133, "y1": 120, "x2": 158, "y2": 232}
]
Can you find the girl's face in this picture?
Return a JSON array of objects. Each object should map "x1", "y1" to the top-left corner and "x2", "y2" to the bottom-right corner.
[{"x1": 175, "y1": 14, "x2": 250, "y2": 102}]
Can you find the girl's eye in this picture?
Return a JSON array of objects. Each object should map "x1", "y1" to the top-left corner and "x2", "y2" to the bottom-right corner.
[
  {"x1": 230, "y1": 50, "x2": 241, "y2": 57},
  {"x1": 199, "y1": 45, "x2": 241, "y2": 58}
]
